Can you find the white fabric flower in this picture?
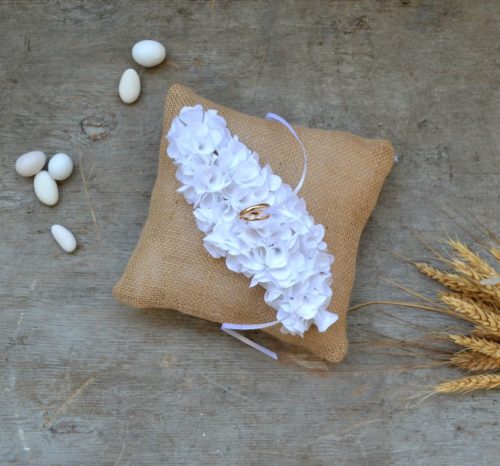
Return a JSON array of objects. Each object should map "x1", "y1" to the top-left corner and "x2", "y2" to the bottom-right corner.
[{"x1": 166, "y1": 105, "x2": 338, "y2": 336}]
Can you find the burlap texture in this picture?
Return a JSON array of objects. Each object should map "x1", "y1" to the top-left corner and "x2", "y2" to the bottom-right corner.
[{"x1": 113, "y1": 83, "x2": 394, "y2": 362}]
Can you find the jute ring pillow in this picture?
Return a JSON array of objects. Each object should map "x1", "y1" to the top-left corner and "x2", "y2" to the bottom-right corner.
[{"x1": 113, "y1": 83, "x2": 394, "y2": 362}]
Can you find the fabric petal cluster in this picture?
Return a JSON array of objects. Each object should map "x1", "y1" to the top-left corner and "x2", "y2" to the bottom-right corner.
[{"x1": 166, "y1": 105, "x2": 338, "y2": 336}]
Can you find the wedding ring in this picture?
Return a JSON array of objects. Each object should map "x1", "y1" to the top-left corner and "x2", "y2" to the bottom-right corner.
[{"x1": 239, "y1": 203, "x2": 271, "y2": 221}]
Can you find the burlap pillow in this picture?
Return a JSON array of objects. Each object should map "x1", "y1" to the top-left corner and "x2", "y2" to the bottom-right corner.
[{"x1": 113, "y1": 83, "x2": 394, "y2": 362}]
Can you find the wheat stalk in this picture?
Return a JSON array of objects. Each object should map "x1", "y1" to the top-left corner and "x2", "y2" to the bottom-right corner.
[
  {"x1": 471, "y1": 327, "x2": 500, "y2": 342},
  {"x1": 452, "y1": 294, "x2": 499, "y2": 315},
  {"x1": 415, "y1": 262, "x2": 475, "y2": 293},
  {"x1": 414, "y1": 263, "x2": 496, "y2": 303},
  {"x1": 450, "y1": 258, "x2": 485, "y2": 282},
  {"x1": 435, "y1": 374, "x2": 500, "y2": 393},
  {"x1": 446, "y1": 334, "x2": 500, "y2": 358},
  {"x1": 450, "y1": 351, "x2": 500, "y2": 372},
  {"x1": 414, "y1": 261, "x2": 500, "y2": 306},
  {"x1": 390, "y1": 237, "x2": 500, "y2": 395},
  {"x1": 447, "y1": 239, "x2": 497, "y2": 278},
  {"x1": 439, "y1": 293, "x2": 500, "y2": 335},
  {"x1": 476, "y1": 284, "x2": 500, "y2": 306}
]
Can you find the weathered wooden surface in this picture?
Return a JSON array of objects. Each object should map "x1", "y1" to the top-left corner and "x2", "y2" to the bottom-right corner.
[{"x1": 1, "y1": 1, "x2": 499, "y2": 464}]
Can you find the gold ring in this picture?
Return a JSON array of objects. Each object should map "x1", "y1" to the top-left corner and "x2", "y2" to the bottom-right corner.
[{"x1": 239, "y1": 203, "x2": 271, "y2": 221}]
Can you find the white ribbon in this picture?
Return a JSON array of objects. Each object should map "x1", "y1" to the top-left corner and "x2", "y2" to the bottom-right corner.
[
  {"x1": 221, "y1": 113, "x2": 310, "y2": 360},
  {"x1": 221, "y1": 321, "x2": 279, "y2": 360},
  {"x1": 265, "y1": 112, "x2": 308, "y2": 195}
]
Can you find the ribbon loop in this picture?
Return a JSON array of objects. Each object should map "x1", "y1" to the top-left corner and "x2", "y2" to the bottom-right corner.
[{"x1": 265, "y1": 112, "x2": 308, "y2": 195}]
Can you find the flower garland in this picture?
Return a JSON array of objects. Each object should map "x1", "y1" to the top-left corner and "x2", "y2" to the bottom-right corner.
[{"x1": 166, "y1": 105, "x2": 338, "y2": 336}]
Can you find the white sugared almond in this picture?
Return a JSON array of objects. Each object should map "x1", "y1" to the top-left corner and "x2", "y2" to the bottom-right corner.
[
  {"x1": 34, "y1": 170, "x2": 59, "y2": 206},
  {"x1": 51, "y1": 224, "x2": 77, "y2": 253},
  {"x1": 118, "y1": 68, "x2": 141, "y2": 104},
  {"x1": 48, "y1": 153, "x2": 73, "y2": 181},
  {"x1": 132, "y1": 40, "x2": 166, "y2": 67},
  {"x1": 15, "y1": 151, "x2": 46, "y2": 177}
]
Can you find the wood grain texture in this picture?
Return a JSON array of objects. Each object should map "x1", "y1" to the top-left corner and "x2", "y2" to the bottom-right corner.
[{"x1": 0, "y1": 1, "x2": 498, "y2": 465}]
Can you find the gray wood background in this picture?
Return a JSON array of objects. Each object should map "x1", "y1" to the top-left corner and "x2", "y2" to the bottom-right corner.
[{"x1": 1, "y1": 1, "x2": 499, "y2": 465}]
